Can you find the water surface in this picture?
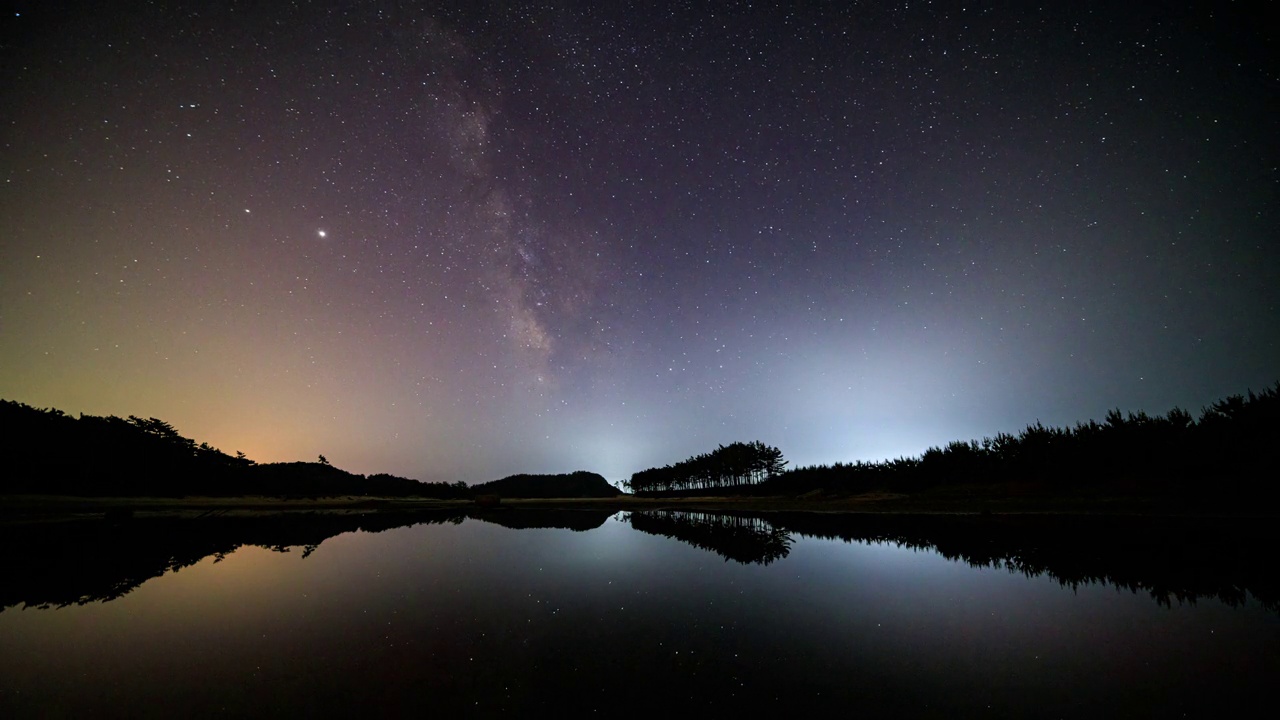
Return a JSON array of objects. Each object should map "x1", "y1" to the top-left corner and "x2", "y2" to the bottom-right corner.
[{"x1": 1, "y1": 510, "x2": 1275, "y2": 716}]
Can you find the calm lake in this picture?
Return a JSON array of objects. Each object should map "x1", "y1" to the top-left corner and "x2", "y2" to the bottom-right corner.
[{"x1": 1, "y1": 509, "x2": 1276, "y2": 717}]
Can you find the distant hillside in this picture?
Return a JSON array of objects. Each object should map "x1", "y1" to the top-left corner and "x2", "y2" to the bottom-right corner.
[
  {"x1": 245, "y1": 462, "x2": 471, "y2": 500},
  {"x1": 0, "y1": 399, "x2": 470, "y2": 499},
  {"x1": 471, "y1": 471, "x2": 622, "y2": 499}
]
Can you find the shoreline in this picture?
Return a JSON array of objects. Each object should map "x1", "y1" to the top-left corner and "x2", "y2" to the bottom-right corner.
[{"x1": 2, "y1": 489, "x2": 1274, "y2": 522}]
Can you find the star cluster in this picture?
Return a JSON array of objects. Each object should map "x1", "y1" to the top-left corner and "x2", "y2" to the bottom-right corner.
[{"x1": 1, "y1": 1, "x2": 1275, "y2": 483}]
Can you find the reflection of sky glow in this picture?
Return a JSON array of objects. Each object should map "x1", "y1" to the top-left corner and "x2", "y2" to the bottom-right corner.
[{"x1": 1, "y1": 520, "x2": 1273, "y2": 715}]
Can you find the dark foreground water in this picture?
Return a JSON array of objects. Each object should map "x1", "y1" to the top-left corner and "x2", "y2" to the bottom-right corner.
[{"x1": 1, "y1": 509, "x2": 1276, "y2": 717}]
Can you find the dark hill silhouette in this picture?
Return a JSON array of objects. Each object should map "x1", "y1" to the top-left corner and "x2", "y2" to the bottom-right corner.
[
  {"x1": 0, "y1": 400, "x2": 470, "y2": 499},
  {"x1": 470, "y1": 471, "x2": 622, "y2": 499},
  {"x1": 244, "y1": 462, "x2": 471, "y2": 499},
  {"x1": 7, "y1": 380, "x2": 1276, "y2": 502}
]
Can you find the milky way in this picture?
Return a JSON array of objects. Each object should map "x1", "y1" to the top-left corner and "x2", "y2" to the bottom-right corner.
[{"x1": 1, "y1": 1, "x2": 1275, "y2": 483}]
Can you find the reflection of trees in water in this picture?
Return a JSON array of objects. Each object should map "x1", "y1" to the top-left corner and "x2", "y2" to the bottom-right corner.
[
  {"x1": 6, "y1": 510, "x2": 1277, "y2": 615},
  {"x1": 631, "y1": 511, "x2": 1280, "y2": 613},
  {"x1": 467, "y1": 508, "x2": 613, "y2": 531},
  {"x1": 0, "y1": 508, "x2": 625, "y2": 611},
  {"x1": 802, "y1": 513, "x2": 1280, "y2": 612},
  {"x1": 0, "y1": 511, "x2": 466, "y2": 610},
  {"x1": 629, "y1": 510, "x2": 793, "y2": 565}
]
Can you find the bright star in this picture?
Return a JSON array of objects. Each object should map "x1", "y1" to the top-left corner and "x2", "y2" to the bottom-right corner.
[{"x1": 318, "y1": 230, "x2": 327, "y2": 238}]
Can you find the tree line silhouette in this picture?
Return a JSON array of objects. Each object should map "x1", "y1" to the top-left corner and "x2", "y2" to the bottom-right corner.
[
  {"x1": 626, "y1": 441, "x2": 786, "y2": 494},
  {"x1": 0, "y1": 399, "x2": 625, "y2": 499},
  {"x1": 4, "y1": 381, "x2": 1276, "y2": 499},
  {"x1": 0, "y1": 400, "x2": 472, "y2": 498},
  {"x1": 629, "y1": 384, "x2": 1277, "y2": 498}
]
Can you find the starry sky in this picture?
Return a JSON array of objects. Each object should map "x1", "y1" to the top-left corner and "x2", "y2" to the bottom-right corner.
[{"x1": 1, "y1": 1, "x2": 1275, "y2": 484}]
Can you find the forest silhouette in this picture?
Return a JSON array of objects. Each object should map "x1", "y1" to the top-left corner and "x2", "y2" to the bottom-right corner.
[
  {"x1": 0, "y1": 401, "x2": 471, "y2": 498},
  {"x1": 626, "y1": 441, "x2": 786, "y2": 494},
  {"x1": 628, "y1": 383, "x2": 1278, "y2": 499},
  {"x1": 2, "y1": 381, "x2": 1277, "y2": 500},
  {"x1": 0, "y1": 400, "x2": 609, "y2": 499}
]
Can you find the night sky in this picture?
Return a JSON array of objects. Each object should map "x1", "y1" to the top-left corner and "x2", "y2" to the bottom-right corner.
[{"x1": 1, "y1": 1, "x2": 1275, "y2": 484}]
